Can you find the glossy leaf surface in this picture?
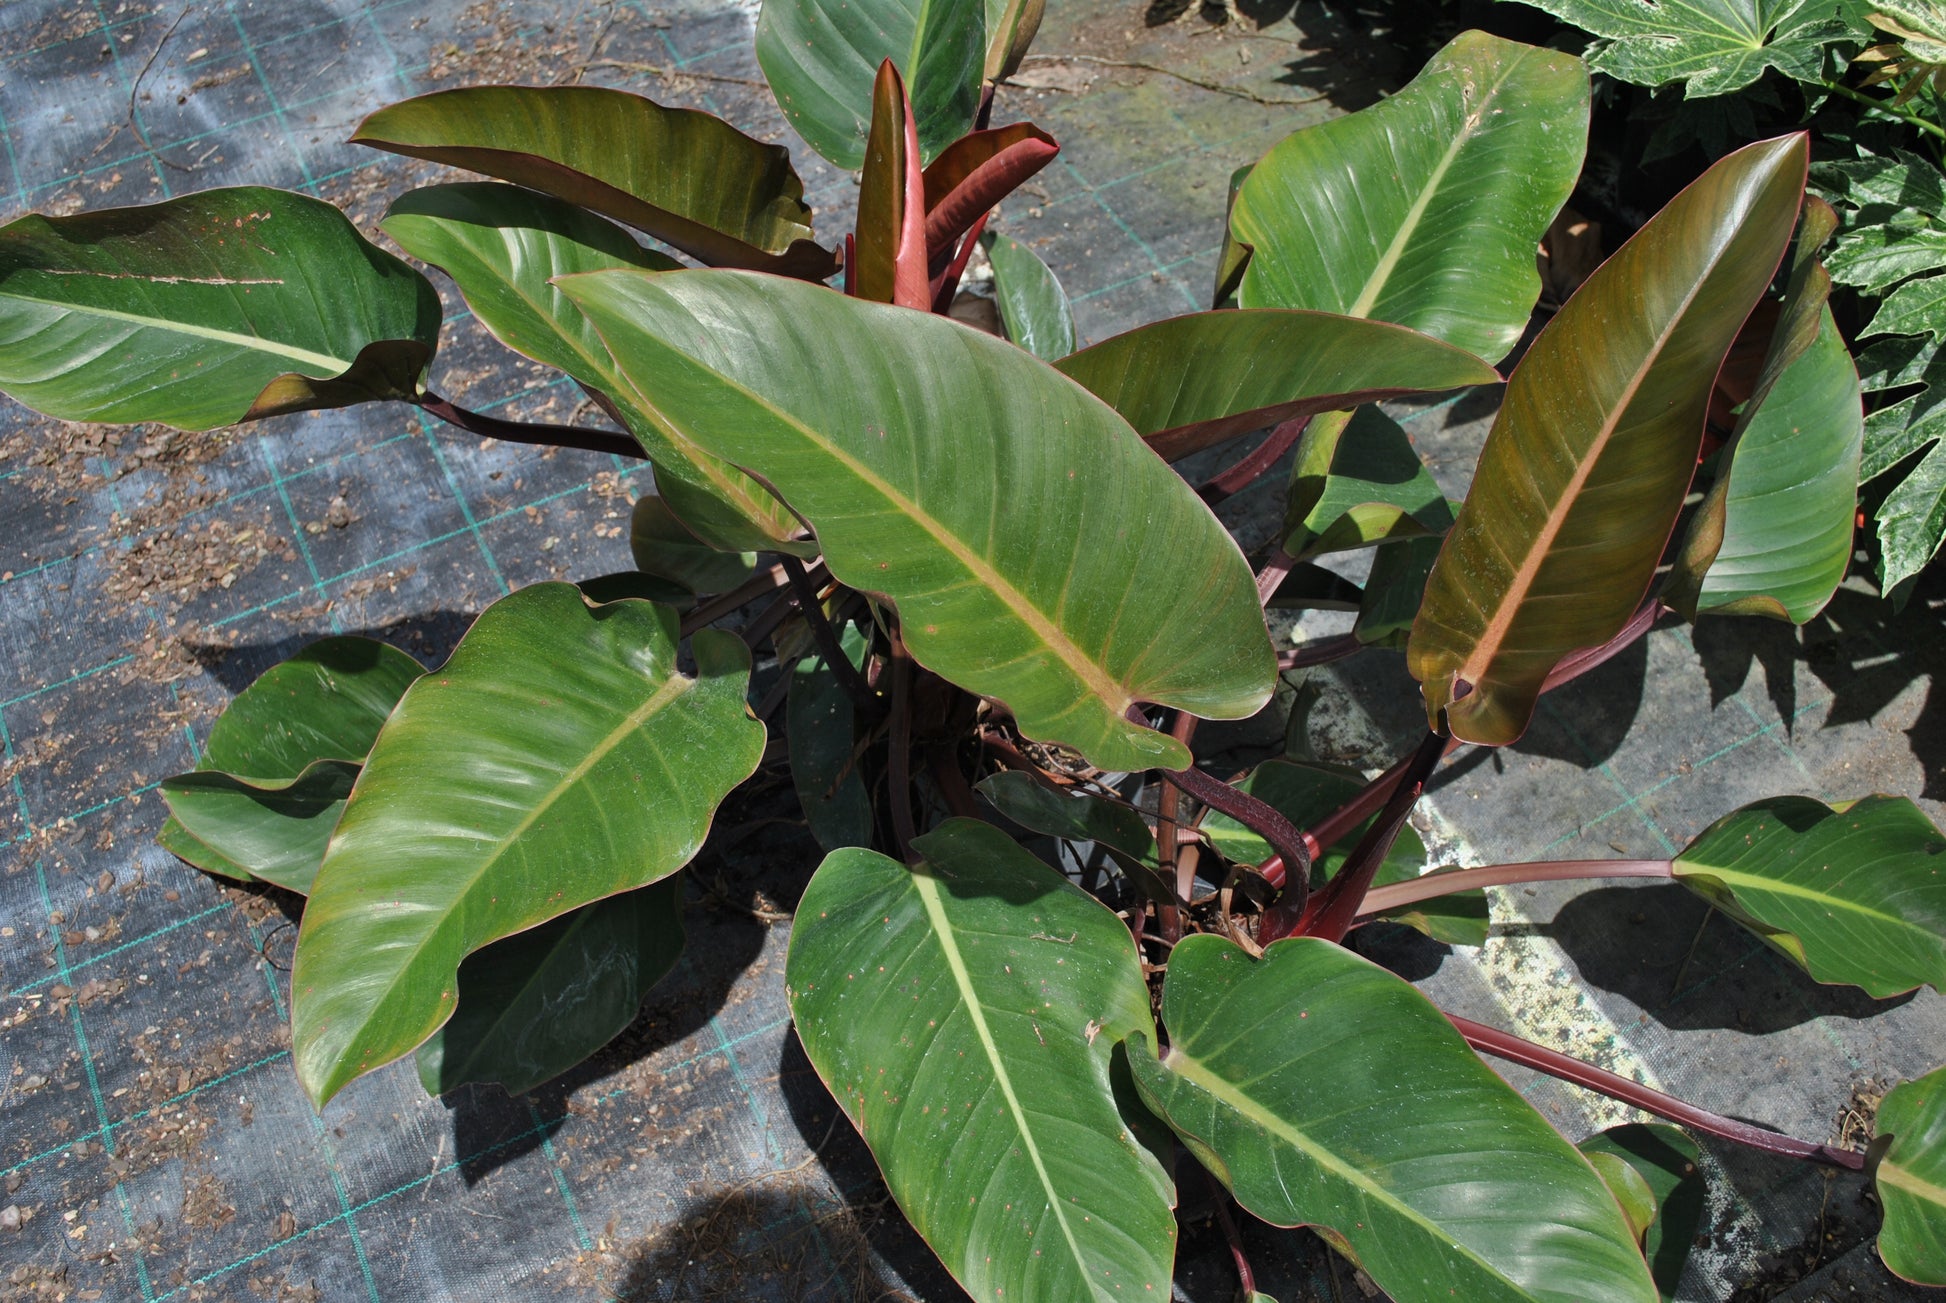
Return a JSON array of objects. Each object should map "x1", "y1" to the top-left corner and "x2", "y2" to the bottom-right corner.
[
  {"x1": 975, "y1": 771, "x2": 1157, "y2": 864},
  {"x1": 1672, "y1": 794, "x2": 1946, "y2": 999},
  {"x1": 787, "y1": 818, "x2": 1177, "y2": 1301},
  {"x1": 1408, "y1": 135, "x2": 1807, "y2": 745},
  {"x1": 417, "y1": 877, "x2": 685, "y2": 1097},
  {"x1": 353, "y1": 86, "x2": 835, "y2": 278},
  {"x1": 563, "y1": 269, "x2": 1274, "y2": 773},
  {"x1": 1579, "y1": 1123, "x2": 1705, "y2": 1300},
  {"x1": 1229, "y1": 31, "x2": 1588, "y2": 362},
  {"x1": 1054, "y1": 310, "x2": 1497, "y2": 461},
  {"x1": 1129, "y1": 936, "x2": 1656, "y2": 1303},
  {"x1": 756, "y1": 0, "x2": 984, "y2": 169},
  {"x1": 0, "y1": 187, "x2": 439, "y2": 430},
  {"x1": 1517, "y1": 0, "x2": 1864, "y2": 96},
  {"x1": 788, "y1": 623, "x2": 875, "y2": 852},
  {"x1": 1877, "y1": 1066, "x2": 1946, "y2": 1285},
  {"x1": 292, "y1": 585, "x2": 763, "y2": 1105},
  {"x1": 629, "y1": 493, "x2": 755, "y2": 594},
  {"x1": 379, "y1": 181, "x2": 804, "y2": 555},
  {"x1": 982, "y1": 230, "x2": 1074, "y2": 361},
  {"x1": 160, "y1": 761, "x2": 359, "y2": 895},
  {"x1": 923, "y1": 126, "x2": 1058, "y2": 259},
  {"x1": 1199, "y1": 760, "x2": 1485, "y2": 945},
  {"x1": 983, "y1": 0, "x2": 1044, "y2": 81}
]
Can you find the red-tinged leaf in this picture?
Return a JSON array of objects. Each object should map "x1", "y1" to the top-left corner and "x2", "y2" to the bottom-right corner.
[
  {"x1": 854, "y1": 61, "x2": 930, "y2": 310},
  {"x1": 921, "y1": 122, "x2": 1059, "y2": 260}
]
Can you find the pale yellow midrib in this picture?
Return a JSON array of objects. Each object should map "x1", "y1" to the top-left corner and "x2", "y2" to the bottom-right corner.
[
  {"x1": 1681, "y1": 863, "x2": 1934, "y2": 934},
  {"x1": 910, "y1": 866, "x2": 1097, "y2": 1290},
  {"x1": 1879, "y1": 1158, "x2": 1946, "y2": 1206},
  {"x1": 9, "y1": 290, "x2": 349, "y2": 374}
]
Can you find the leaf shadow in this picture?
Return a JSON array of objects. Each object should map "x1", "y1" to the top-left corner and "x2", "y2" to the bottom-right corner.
[
  {"x1": 181, "y1": 610, "x2": 479, "y2": 693},
  {"x1": 1539, "y1": 883, "x2": 1915, "y2": 1034}
]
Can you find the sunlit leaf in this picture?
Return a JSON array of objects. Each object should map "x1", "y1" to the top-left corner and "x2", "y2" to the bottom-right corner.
[{"x1": 1876, "y1": 1066, "x2": 1946, "y2": 1285}]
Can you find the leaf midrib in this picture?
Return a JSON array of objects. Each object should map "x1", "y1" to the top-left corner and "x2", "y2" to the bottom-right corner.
[
  {"x1": 909, "y1": 864, "x2": 1097, "y2": 1291},
  {"x1": 1674, "y1": 861, "x2": 1944, "y2": 938},
  {"x1": 1880, "y1": 1156, "x2": 1946, "y2": 1207},
  {"x1": 4, "y1": 289, "x2": 350, "y2": 375},
  {"x1": 1158, "y1": 1043, "x2": 1537, "y2": 1295}
]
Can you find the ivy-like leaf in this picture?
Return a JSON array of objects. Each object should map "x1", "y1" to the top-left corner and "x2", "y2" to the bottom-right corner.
[{"x1": 1515, "y1": 0, "x2": 1866, "y2": 97}]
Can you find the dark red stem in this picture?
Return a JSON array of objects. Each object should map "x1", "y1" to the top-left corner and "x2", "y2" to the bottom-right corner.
[
  {"x1": 679, "y1": 564, "x2": 790, "y2": 638},
  {"x1": 1202, "y1": 416, "x2": 1310, "y2": 505},
  {"x1": 1542, "y1": 599, "x2": 1671, "y2": 694},
  {"x1": 1165, "y1": 764, "x2": 1313, "y2": 924},
  {"x1": 931, "y1": 209, "x2": 992, "y2": 313},
  {"x1": 1261, "y1": 738, "x2": 1463, "y2": 891},
  {"x1": 781, "y1": 556, "x2": 881, "y2": 716},
  {"x1": 416, "y1": 393, "x2": 644, "y2": 460},
  {"x1": 1204, "y1": 1167, "x2": 1257, "y2": 1297},
  {"x1": 1288, "y1": 729, "x2": 1446, "y2": 942},
  {"x1": 1279, "y1": 633, "x2": 1363, "y2": 671},
  {"x1": 1255, "y1": 547, "x2": 1295, "y2": 608},
  {"x1": 1360, "y1": 859, "x2": 1673, "y2": 915},
  {"x1": 1450, "y1": 1014, "x2": 1866, "y2": 1170}
]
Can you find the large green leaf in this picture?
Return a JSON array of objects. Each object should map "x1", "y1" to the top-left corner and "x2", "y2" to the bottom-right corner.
[
  {"x1": 982, "y1": 230, "x2": 1074, "y2": 362},
  {"x1": 974, "y1": 771, "x2": 1157, "y2": 864},
  {"x1": 561, "y1": 269, "x2": 1274, "y2": 773},
  {"x1": 1284, "y1": 407, "x2": 1449, "y2": 559},
  {"x1": 756, "y1": 0, "x2": 985, "y2": 170},
  {"x1": 1053, "y1": 310, "x2": 1498, "y2": 462},
  {"x1": 1579, "y1": 1124, "x2": 1705, "y2": 1300},
  {"x1": 416, "y1": 876, "x2": 685, "y2": 1097},
  {"x1": 1877, "y1": 1066, "x2": 1946, "y2": 1285},
  {"x1": 1129, "y1": 936, "x2": 1657, "y2": 1303},
  {"x1": 1513, "y1": 0, "x2": 1863, "y2": 96},
  {"x1": 1672, "y1": 794, "x2": 1946, "y2": 998},
  {"x1": 378, "y1": 182, "x2": 806, "y2": 555},
  {"x1": 1670, "y1": 199, "x2": 1861, "y2": 621},
  {"x1": 788, "y1": 622, "x2": 876, "y2": 852},
  {"x1": 1407, "y1": 135, "x2": 1807, "y2": 746},
  {"x1": 160, "y1": 762, "x2": 359, "y2": 896},
  {"x1": 786, "y1": 818, "x2": 1177, "y2": 1301},
  {"x1": 1229, "y1": 31, "x2": 1588, "y2": 363},
  {"x1": 353, "y1": 87, "x2": 836, "y2": 279},
  {"x1": 1198, "y1": 760, "x2": 1486, "y2": 946},
  {"x1": 291, "y1": 585, "x2": 763, "y2": 1105},
  {"x1": 158, "y1": 636, "x2": 423, "y2": 887},
  {"x1": 0, "y1": 188, "x2": 439, "y2": 430}
]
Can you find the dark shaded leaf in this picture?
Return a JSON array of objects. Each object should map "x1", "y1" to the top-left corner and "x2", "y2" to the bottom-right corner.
[
  {"x1": 788, "y1": 623, "x2": 875, "y2": 852},
  {"x1": 1579, "y1": 1123, "x2": 1705, "y2": 1300}
]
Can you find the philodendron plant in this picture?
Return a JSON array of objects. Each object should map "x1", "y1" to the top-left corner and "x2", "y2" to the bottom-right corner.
[{"x1": 4, "y1": 2, "x2": 1945, "y2": 1297}]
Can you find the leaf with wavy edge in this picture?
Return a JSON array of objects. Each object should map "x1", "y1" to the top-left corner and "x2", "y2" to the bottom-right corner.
[
  {"x1": 1877, "y1": 1066, "x2": 1946, "y2": 1285},
  {"x1": 380, "y1": 182, "x2": 804, "y2": 554},
  {"x1": 757, "y1": 0, "x2": 984, "y2": 171},
  {"x1": 1130, "y1": 935, "x2": 1657, "y2": 1303},
  {"x1": 1408, "y1": 135, "x2": 1807, "y2": 745},
  {"x1": 1284, "y1": 407, "x2": 1449, "y2": 559},
  {"x1": 161, "y1": 761, "x2": 359, "y2": 895},
  {"x1": 0, "y1": 188, "x2": 439, "y2": 430},
  {"x1": 416, "y1": 876, "x2": 685, "y2": 1097},
  {"x1": 354, "y1": 86, "x2": 835, "y2": 278},
  {"x1": 1230, "y1": 31, "x2": 1588, "y2": 363},
  {"x1": 1673, "y1": 794, "x2": 1946, "y2": 999},
  {"x1": 1054, "y1": 310, "x2": 1498, "y2": 462},
  {"x1": 291, "y1": 585, "x2": 763, "y2": 1105},
  {"x1": 562, "y1": 268, "x2": 1274, "y2": 773},
  {"x1": 787, "y1": 818, "x2": 1176, "y2": 1301}
]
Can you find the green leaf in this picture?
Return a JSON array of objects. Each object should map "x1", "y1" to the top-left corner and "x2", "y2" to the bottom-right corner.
[
  {"x1": 1878, "y1": 437, "x2": 1946, "y2": 588},
  {"x1": 788, "y1": 622, "x2": 876, "y2": 852},
  {"x1": 291, "y1": 585, "x2": 763, "y2": 1106},
  {"x1": 1516, "y1": 0, "x2": 1864, "y2": 96},
  {"x1": 1670, "y1": 199, "x2": 1862, "y2": 622},
  {"x1": 981, "y1": 230, "x2": 1074, "y2": 361},
  {"x1": 1407, "y1": 135, "x2": 1807, "y2": 746},
  {"x1": 1229, "y1": 31, "x2": 1588, "y2": 363},
  {"x1": 786, "y1": 818, "x2": 1177, "y2": 1301},
  {"x1": 1672, "y1": 794, "x2": 1946, "y2": 998},
  {"x1": 1213, "y1": 164, "x2": 1254, "y2": 310},
  {"x1": 975, "y1": 770, "x2": 1157, "y2": 864},
  {"x1": 1198, "y1": 760, "x2": 1486, "y2": 946},
  {"x1": 353, "y1": 86, "x2": 836, "y2": 279},
  {"x1": 0, "y1": 187, "x2": 439, "y2": 431},
  {"x1": 1825, "y1": 222, "x2": 1946, "y2": 294},
  {"x1": 1870, "y1": 272, "x2": 1946, "y2": 340},
  {"x1": 158, "y1": 636, "x2": 423, "y2": 887},
  {"x1": 1583, "y1": 1151, "x2": 1659, "y2": 1243},
  {"x1": 1054, "y1": 310, "x2": 1499, "y2": 462},
  {"x1": 1284, "y1": 407, "x2": 1449, "y2": 560},
  {"x1": 159, "y1": 761, "x2": 360, "y2": 895},
  {"x1": 560, "y1": 269, "x2": 1275, "y2": 774},
  {"x1": 1876, "y1": 1066, "x2": 1946, "y2": 1285},
  {"x1": 378, "y1": 181, "x2": 806, "y2": 556},
  {"x1": 854, "y1": 60, "x2": 931, "y2": 309},
  {"x1": 416, "y1": 877, "x2": 685, "y2": 1097},
  {"x1": 1355, "y1": 519, "x2": 1453, "y2": 648},
  {"x1": 1579, "y1": 1124, "x2": 1705, "y2": 1300},
  {"x1": 1129, "y1": 935, "x2": 1657, "y2": 1303},
  {"x1": 757, "y1": 0, "x2": 985, "y2": 170},
  {"x1": 629, "y1": 493, "x2": 756, "y2": 594},
  {"x1": 983, "y1": 0, "x2": 1044, "y2": 81}
]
